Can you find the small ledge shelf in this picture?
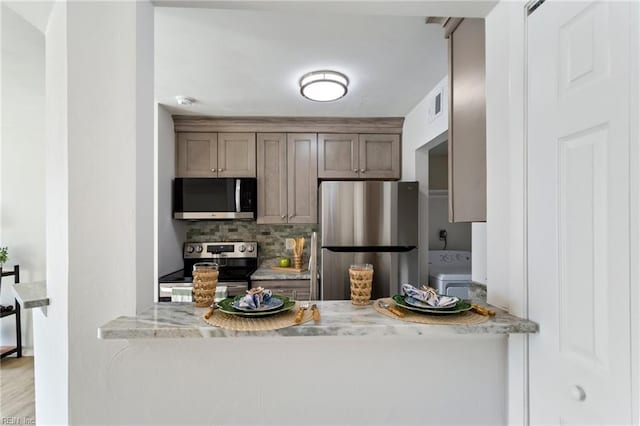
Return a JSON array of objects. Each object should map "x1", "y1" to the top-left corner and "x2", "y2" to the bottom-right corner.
[{"x1": 12, "y1": 281, "x2": 49, "y2": 309}]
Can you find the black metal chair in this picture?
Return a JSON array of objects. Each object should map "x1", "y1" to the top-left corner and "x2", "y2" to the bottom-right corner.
[{"x1": 0, "y1": 265, "x2": 22, "y2": 358}]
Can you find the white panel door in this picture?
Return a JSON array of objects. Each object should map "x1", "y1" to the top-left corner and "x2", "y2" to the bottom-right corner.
[{"x1": 528, "y1": 1, "x2": 632, "y2": 424}]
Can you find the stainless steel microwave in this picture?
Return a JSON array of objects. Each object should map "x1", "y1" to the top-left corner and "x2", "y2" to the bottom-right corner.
[{"x1": 173, "y1": 178, "x2": 257, "y2": 220}]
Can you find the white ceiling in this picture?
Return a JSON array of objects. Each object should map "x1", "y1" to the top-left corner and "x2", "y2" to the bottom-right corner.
[{"x1": 155, "y1": 7, "x2": 451, "y2": 117}]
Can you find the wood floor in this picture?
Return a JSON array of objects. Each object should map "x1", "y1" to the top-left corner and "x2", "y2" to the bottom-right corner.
[{"x1": 0, "y1": 356, "x2": 35, "y2": 423}]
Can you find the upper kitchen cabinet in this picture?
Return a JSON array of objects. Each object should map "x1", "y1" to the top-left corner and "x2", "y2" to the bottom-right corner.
[
  {"x1": 287, "y1": 133, "x2": 318, "y2": 224},
  {"x1": 447, "y1": 18, "x2": 486, "y2": 222},
  {"x1": 256, "y1": 132, "x2": 318, "y2": 224},
  {"x1": 318, "y1": 133, "x2": 400, "y2": 180},
  {"x1": 256, "y1": 133, "x2": 288, "y2": 224},
  {"x1": 318, "y1": 133, "x2": 359, "y2": 178},
  {"x1": 217, "y1": 132, "x2": 256, "y2": 177},
  {"x1": 176, "y1": 132, "x2": 218, "y2": 177},
  {"x1": 358, "y1": 134, "x2": 400, "y2": 179},
  {"x1": 176, "y1": 132, "x2": 256, "y2": 178}
]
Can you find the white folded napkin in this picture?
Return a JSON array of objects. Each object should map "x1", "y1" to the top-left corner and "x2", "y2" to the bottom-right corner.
[{"x1": 401, "y1": 284, "x2": 457, "y2": 307}]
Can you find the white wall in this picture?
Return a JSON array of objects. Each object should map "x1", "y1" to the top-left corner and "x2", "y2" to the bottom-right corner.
[
  {"x1": 427, "y1": 152, "x2": 471, "y2": 251},
  {"x1": 471, "y1": 223, "x2": 487, "y2": 283},
  {"x1": 0, "y1": 4, "x2": 46, "y2": 353},
  {"x1": 156, "y1": 104, "x2": 184, "y2": 282},
  {"x1": 103, "y1": 335, "x2": 507, "y2": 425},
  {"x1": 405, "y1": 77, "x2": 448, "y2": 284},
  {"x1": 402, "y1": 76, "x2": 448, "y2": 182},
  {"x1": 36, "y1": 2, "x2": 155, "y2": 423},
  {"x1": 428, "y1": 191, "x2": 471, "y2": 251}
]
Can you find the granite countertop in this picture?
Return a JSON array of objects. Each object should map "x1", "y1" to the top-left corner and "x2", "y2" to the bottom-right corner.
[
  {"x1": 12, "y1": 281, "x2": 50, "y2": 309},
  {"x1": 251, "y1": 258, "x2": 313, "y2": 281},
  {"x1": 98, "y1": 300, "x2": 538, "y2": 339}
]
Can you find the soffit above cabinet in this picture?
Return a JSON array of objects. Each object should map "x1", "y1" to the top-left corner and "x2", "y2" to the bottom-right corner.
[{"x1": 172, "y1": 116, "x2": 404, "y2": 134}]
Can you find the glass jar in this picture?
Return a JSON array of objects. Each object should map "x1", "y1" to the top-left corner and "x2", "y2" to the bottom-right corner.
[
  {"x1": 348, "y1": 264, "x2": 374, "y2": 305},
  {"x1": 192, "y1": 262, "x2": 219, "y2": 307}
]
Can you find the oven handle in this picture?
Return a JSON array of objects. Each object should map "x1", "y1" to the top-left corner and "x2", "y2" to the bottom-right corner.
[{"x1": 235, "y1": 179, "x2": 241, "y2": 213}]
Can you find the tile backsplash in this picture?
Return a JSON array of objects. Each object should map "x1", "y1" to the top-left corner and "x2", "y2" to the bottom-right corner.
[{"x1": 186, "y1": 221, "x2": 319, "y2": 259}]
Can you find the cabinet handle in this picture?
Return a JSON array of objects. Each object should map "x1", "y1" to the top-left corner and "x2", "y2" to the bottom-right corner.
[
  {"x1": 289, "y1": 215, "x2": 293, "y2": 219},
  {"x1": 211, "y1": 168, "x2": 217, "y2": 172},
  {"x1": 281, "y1": 215, "x2": 286, "y2": 219},
  {"x1": 360, "y1": 169, "x2": 365, "y2": 173},
  {"x1": 219, "y1": 168, "x2": 224, "y2": 172},
  {"x1": 353, "y1": 169, "x2": 358, "y2": 173}
]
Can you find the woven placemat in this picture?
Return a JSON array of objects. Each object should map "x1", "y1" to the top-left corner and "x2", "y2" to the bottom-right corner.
[
  {"x1": 373, "y1": 298, "x2": 489, "y2": 325},
  {"x1": 203, "y1": 302, "x2": 314, "y2": 331}
]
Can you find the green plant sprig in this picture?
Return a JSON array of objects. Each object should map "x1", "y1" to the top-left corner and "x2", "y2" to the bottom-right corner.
[{"x1": 0, "y1": 246, "x2": 8, "y2": 265}]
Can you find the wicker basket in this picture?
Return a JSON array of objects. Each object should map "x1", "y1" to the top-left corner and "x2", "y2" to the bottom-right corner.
[{"x1": 349, "y1": 265, "x2": 374, "y2": 305}]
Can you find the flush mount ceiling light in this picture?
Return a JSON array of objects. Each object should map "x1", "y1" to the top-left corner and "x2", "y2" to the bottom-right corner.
[
  {"x1": 175, "y1": 95, "x2": 196, "y2": 106},
  {"x1": 299, "y1": 70, "x2": 349, "y2": 102}
]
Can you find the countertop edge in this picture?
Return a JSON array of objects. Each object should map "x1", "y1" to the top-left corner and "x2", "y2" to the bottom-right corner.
[
  {"x1": 97, "y1": 301, "x2": 538, "y2": 340},
  {"x1": 11, "y1": 281, "x2": 50, "y2": 309}
]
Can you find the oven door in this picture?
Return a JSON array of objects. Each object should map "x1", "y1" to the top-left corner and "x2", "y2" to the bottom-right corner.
[
  {"x1": 173, "y1": 178, "x2": 256, "y2": 220},
  {"x1": 159, "y1": 283, "x2": 193, "y2": 302}
]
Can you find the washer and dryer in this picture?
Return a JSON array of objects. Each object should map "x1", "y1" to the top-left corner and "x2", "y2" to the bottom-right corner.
[{"x1": 427, "y1": 250, "x2": 472, "y2": 299}]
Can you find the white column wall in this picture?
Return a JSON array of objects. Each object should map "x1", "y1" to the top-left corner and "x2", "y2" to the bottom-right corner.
[
  {"x1": 484, "y1": 3, "x2": 528, "y2": 425},
  {"x1": 0, "y1": 4, "x2": 45, "y2": 352},
  {"x1": 39, "y1": 1, "x2": 154, "y2": 423},
  {"x1": 485, "y1": 2, "x2": 526, "y2": 314},
  {"x1": 136, "y1": 1, "x2": 155, "y2": 313},
  {"x1": 37, "y1": 2, "x2": 69, "y2": 422}
]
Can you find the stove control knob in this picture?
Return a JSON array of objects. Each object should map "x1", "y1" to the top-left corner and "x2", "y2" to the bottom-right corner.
[
  {"x1": 238, "y1": 244, "x2": 246, "y2": 253},
  {"x1": 186, "y1": 245, "x2": 195, "y2": 254},
  {"x1": 195, "y1": 245, "x2": 203, "y2": 253},
  {"x1": 247, "y1": 245, "x2": 255, "y2": 253}
]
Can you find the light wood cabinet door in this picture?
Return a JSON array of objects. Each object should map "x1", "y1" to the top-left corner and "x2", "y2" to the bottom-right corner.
[
  {"x1": 358, "y1": 134, "x2": 400, "y2": 179},
  {"x1": 256, "y1": 133, "x2": 287, "y2": 224},
  {"x1": 176, "y1": 133, "x2": 217, "y2": 177},
  {"x1": 217, "y1": 132, "x2": 256, "y2": 177},
  {"x1": 287, "y1": 133, "x2": 318, "y2": 224},
  {"x1": 254, "y1": 280, "x2": 311, "y2": 301},
  {"x1": 448, "y1": 18, "x2": 486, "y2": 222},
  {"x1": 318, "y1": 133, "x2": 359, "y2": 178}
]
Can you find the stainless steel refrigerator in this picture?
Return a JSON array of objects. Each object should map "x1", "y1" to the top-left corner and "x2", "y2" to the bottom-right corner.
[{"x1": 319, "y1": 181, "x2": 419, "y2": 300}]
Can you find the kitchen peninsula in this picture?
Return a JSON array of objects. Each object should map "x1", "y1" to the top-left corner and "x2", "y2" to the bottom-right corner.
[
  {"x1": 97, "y1": 301, "x2": 536, "y2": 425},
  {"x1": 99, "y1": 300, "x2": 536, "y2": 339}
]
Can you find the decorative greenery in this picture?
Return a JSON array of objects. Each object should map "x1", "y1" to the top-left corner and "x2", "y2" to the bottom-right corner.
[{"x1": 0, "y1": 246, "x2": 8, "y2": 265}]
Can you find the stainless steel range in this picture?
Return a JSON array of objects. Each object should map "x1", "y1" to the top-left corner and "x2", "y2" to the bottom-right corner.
[{"x1": 158, "y1": 241, "x2": 258, "y2": 302}]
